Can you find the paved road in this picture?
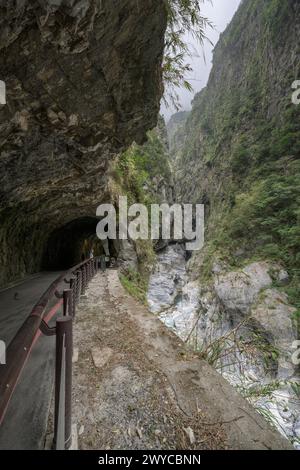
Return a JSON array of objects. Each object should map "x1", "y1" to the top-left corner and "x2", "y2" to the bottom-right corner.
[{"x1": 0, "y1": 272, "x2": 65, "y2": 449}]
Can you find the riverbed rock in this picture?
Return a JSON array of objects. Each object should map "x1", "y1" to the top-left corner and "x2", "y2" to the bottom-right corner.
[
  {"x1": 213, "y1": 262, "x2": 297, "y2": 378},
  {"x1": 250, "y1": 289, "x2": 296, "y2": 379},
  {"x1": 211, "y1": 261, "x2": 228, "y2": 275},
  {"x1": 277, "y1": 269, "x2": 290, "y2": 285},
  {"x1": 214, "y1": 262, "x2": 273, "y2": 316}
]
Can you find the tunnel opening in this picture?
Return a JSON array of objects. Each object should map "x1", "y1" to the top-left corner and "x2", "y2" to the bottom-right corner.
[{"x1": 42, "y1": 217, "x2": 119, "y2": 270}]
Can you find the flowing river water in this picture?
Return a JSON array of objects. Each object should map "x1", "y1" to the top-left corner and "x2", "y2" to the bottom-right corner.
[{"x1": 147, "y1": 244, "x2": 300, "y2": 449}]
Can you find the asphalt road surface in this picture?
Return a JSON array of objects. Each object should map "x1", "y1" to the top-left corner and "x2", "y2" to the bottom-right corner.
[{"x1": 0, "y1": 272, "x2": 65, "y2": 449}]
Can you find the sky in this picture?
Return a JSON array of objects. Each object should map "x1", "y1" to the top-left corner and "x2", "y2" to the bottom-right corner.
[{"x1": 161, "y1": 0, "x2": 241, "y2": 121}]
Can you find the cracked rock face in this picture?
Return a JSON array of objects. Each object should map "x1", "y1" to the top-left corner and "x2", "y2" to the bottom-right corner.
[{"x1": 0, "y1": 0, "x2": 167, "y2": 285}]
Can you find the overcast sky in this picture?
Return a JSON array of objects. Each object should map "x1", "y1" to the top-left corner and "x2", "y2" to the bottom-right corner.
[{"x1": 161, "y1": 0, "x2": 241, "y2": 121}]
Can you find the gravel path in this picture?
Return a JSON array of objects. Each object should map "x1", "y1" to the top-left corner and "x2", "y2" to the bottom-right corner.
[{"x1": 71, "y1": 270, "x2": 291, "y2": 450}]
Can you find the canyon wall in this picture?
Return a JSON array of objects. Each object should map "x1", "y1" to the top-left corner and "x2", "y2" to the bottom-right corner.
[
  {"x1": 173, "y1": 0, "x2": 299, "y2": 294},
  {"x1": 169, "y1": 0, "x2": 300, "y2": 443}
]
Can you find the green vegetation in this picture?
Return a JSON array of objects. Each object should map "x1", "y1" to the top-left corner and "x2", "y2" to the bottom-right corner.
[
  {"x1": 238, "y1": 380, "x2": 286, "y2": 399},
  {"x1": 113, "y1": 117, "x2": 171, "y2": 206},
  {"x1": 164, "y1": 0, "x2": 212, "y2": 107},
  {"x1": 119, "y1": 267, "x2": 148, "y2": 304},
  {"x1": 197, "y1": 319, "x2": 279, "y2": 372},
  {"x1": 227, "y1": 169, "x2": 300, "y2": 267},
  {"x1": 113, "y1": 118, "x2": 171, "y2": 302},
  {"x1": 174, "y1": 0, "x2": 300, "y2": 313},
  {"x1": 225, "y1": 0, "x2": 291, "y2": 46}
]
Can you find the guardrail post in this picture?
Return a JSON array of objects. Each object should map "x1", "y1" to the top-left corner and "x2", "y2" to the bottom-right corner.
[
  {"x1": 63, "y1": 289, "x2": 72, "y2": 317},
  {"x1": 76, "y1": 271, "x2": 82, "y2": 302},
  {"x1": 53, "y1": 316, "x2": 73, "y2": 450},
  {"x1": 90, "y1": 260, "x2": 93, "y2": 278},
  {"x1": 100, "y1": 254, "x2": 106, "y2": 272},
  {"x1": 91, "y1": 259, "x2": 94, "y2": 277},
  {"x1": 69, "y1": 278, "x2": 76, "y2": 318},
  {"x1": 85, "y1": 263, "x2": 89, "y2": 284},
  {"x1": 87, "y1": 261, "x2": 91, "y2": 282},
  {"x1": 85, "y1": 263, "x2": 88, "y2": 286},
  {"x1": 80, "y1": 268, "x2": 83, "y2": 295},
  {"x1": 81, "y1": 266, "x2": 86, "y2": 294}
]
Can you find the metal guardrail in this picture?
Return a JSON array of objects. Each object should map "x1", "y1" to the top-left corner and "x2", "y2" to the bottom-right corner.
[{"x1": 0, "y1": 254, "x2": 107, "y2": 449}]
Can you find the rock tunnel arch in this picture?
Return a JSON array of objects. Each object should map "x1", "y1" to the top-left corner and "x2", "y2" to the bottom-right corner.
[
  {"x1": 42, "y1": 216, "x2": 119, "y2": 270},
  {"x1": 0, "y1": 1, "x2": 167, "y2": 287}
]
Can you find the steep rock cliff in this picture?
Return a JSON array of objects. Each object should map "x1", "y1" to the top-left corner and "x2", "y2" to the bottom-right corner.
[
  {"x1": 174, "y1": 0, "x2": 300, "y2": 294},
  {"x1": 0, "y1": 0, "x2": 167, "y2": 285},
  {"x1": 168, "y1": 0, "x2": 300, "y2": 443}
]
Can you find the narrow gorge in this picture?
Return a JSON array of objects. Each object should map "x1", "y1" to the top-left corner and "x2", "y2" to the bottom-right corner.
[
  {"x1": 146, "y1": 0, "x2": 300, "y2": 449},
  {"x1": 0, "y1": 0, "x2": 299, "y2": 455}
]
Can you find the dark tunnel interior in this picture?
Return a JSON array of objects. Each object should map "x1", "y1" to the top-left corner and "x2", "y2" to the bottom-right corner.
[{"x1": 42, "y1": 217, "x2": 118, "y2": 270}]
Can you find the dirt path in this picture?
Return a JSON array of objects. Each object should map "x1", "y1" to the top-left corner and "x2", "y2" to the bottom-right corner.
[{"x1": 72, "y1": 270, "x2": 292, "y2": 450}]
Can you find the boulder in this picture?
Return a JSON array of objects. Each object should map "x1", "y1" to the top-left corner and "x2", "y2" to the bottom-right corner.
[
  {"x1": 214, "y1": 262, "x2": 273, "y2": 316},
  {"x1": 251, "y1": 289, "x2": 296, "y2": 379},
  {"x1": 213, "y1": 261, "x2": 297, "y2": 379}
]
